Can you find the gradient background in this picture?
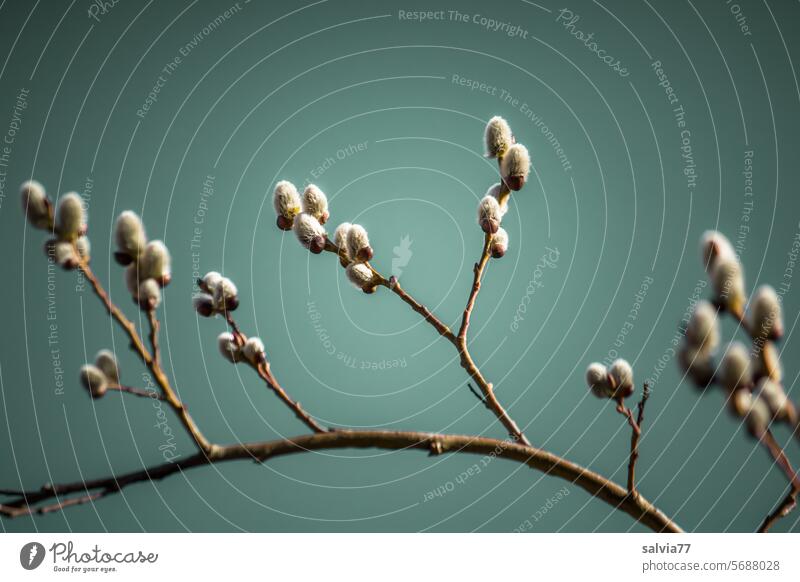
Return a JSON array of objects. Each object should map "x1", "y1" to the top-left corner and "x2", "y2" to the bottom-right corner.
[{"x1": 1, "y1": 0, "x2": 799, "y2": 532}]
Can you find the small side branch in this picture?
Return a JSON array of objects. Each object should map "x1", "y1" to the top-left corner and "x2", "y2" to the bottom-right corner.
[
  {"x1": 107, "y1": 385, "x2": 165, "y2": 401},
  {"x1": 623, "y1": 384, "x2": 650, "y2": 495},
  {"x1": 758, "y1": 488, "x2": 798, "y2": 533}
]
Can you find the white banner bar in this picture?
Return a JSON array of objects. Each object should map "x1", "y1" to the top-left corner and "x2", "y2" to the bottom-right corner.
[{"x1": 1, "y1": 533, "x2": 798, "y2": 580}]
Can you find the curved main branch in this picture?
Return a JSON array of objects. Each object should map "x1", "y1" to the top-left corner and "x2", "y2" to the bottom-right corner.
[{"x1": 0, "y1": 429, "x2": 681, "y2": 532}]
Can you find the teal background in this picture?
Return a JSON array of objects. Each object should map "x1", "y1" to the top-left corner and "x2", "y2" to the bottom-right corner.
[{"x1": 1, "y1": 0, "x2": 799, "y2": 532}]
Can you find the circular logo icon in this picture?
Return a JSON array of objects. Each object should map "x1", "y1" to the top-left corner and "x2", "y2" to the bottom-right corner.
[{"x1": 19, "y1": 542, "x2": 46, "y2": 570}]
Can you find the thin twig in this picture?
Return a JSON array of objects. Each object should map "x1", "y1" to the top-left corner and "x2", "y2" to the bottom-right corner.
[
  {"x1": 625, "y1": 384, "x2": 650, "y2": 495},
  {"x1": 0, "y1": 429, "x2": 682, "y2": 532},
  {"x1": 147, "y1": 309, "x2": 161, "y2": 369},
  {"x1": 225, "y1": 315, "x2": 325, "y2": 434},
  {"x1": 760, "y1": 430, "x2": 800, "y2": 491},
  {"x1": 107, "y1": 385, "x2": 165, "y2": 401},
  {"x1": 758, "y1": 488, "x2": 798, "y2": 533}
]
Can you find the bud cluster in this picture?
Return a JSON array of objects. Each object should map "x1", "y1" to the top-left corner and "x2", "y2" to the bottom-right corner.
[
  {"x1": 585, "y1": 359, "x2": 636, "y2": 401},
  {"x1": 21, "y1": 181, "x2": 89, "y2": 269},
  {"x1": 217, "y1": 332, "x2": 266, "y2": 366},
  {"x1": 681, "y1": 230, "x2": 794, "y2": 438},
  {"x1": 79, "y1": 350, "x2": 121, "y2": 399},
  {"x1": 478, "y1": 117, "x2": 531, "y2": 260},
  {"x1": 113, "y1": 211, "x2": 171, "y2": 311},
  {"x1": 193, "y1": 271, "x2": 240, "y2": 317}
]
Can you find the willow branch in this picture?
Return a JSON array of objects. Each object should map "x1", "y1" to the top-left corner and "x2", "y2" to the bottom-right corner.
[
  {"x1": 758, "y1": 488, "x2": 798, "y2": 533},
  {"x1": 77, "y1": 259, "x2": 213, "y2": 454},
  {"x1": 147, "y1": 309, "x2": 161, "y2": 369},
  {"x1": 382, "y1": 277, "x2": 455, "y2": 342},
  {"x1": 225, "y1": 314, "x2": 325, "y2": 434},
  {"x1": 0, "y1": 429, "x2": 681, "y2": 532}
]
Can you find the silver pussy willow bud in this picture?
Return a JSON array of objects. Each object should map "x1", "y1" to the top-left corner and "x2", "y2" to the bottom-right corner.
[
  {"x1": 755, "y1": 378, "x2": 797, "y2": 425},
  {"x1": 486, "y1": 183, "x2": 508, "y2": 217},
  {"x1": 346, "y1": 224, "x2": 373, "y2": 262},
  {"x1": 699, "y1": 230, "x2": 735, "y2": 273},
  {"x1": 193, "y1": 293, "x2": 216, "y2": 317},
  {"x1": 21, "y1": 180, "x2": 52, "y2": 229},
  {"x1": 685, "y1": 300, "x2": 719, "y2": 354},
  {"x1": 213, "y1": 277, "x2": 239, "y2": 312},
  {"x1": 45, "y1": 239, "x2": 79, "y2": 270},
  {"x1": 273, "y1": 180, "x2": 302, "y2": 231},
  {"x1": 334, "y1": 222, "x2": 353, "y2": 265},
  {"x1": 732, "y1": 391, "x2": 772, "y2": 438},
  {"x1": 477, "y1": 195, "x2": 502, "y2": 234},
  {"x1": 711, "y1": 256, "x2": 746, "y2": 317},
  {"x1": 114, "y1": 211, "x2": 147, "y2": 265},
  {"x1": 55, "y1": 192, "x2": 86, "y2": 241},
  {"x1": 218, "y1": 332, "x2": 243, "y2": 363},
  {"x1": 586, "y1": 362, "x2": 612, "y2": 398},
  {"x1": 137, "y1": 279, "x2": 162, "y2": 311},
  {"x1": 75, "y1": 236, "x2": 90, "y2": 263},
  {"x1": 140, "y1": 240, "x2": 172, "y2": 286},
  {"x1": 500, "y1": 144, "x2": 530, "y2": 191},
  {"x1": 198, "y1": 271, "x2": 223, "y2": 294},
  {"x1": 491, "y1": 228, "x2": 509, "y2": 259},
  {"x1": 719, "y1": 341, "x2": 751, "y2": 392},
  {"x1": 94, "y1": 349, "x2": 120, "y2": 385},
  {"x1": 79, "y1": 364, "x2": 108, "y2": 398},
  {"x1": 293, "y1": 212, "x2": 327, "y2": 254},
  {"x1": 609, "y1": 358, "x2": 635, "y2": 399},
  {"x1": 678, "y1": 345, "x2": 715, "y2": 388},
  {"x1": 243, "y1": 337, "x2": 266, "y2": 365},
  {"x1": 749, "y1": 285, "x2": 783, "y2": 340},
  {"x1": 345, "y1": 262, "x2": 378, "y2": 293},
  {"x1": 302, "y1": 184, "x2": 330, "y2": 225},
  {"x1": 484, "y1": 116, "x2": 513, "y2": 159},
  {"x1": 754, "y1": 341, "x2": 782, "y2": 383}
]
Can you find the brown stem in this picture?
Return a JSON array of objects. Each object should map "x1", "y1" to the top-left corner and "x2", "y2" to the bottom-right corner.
[
  {"x1": 107, "y1": 385, "x2": 165, "y2": 401},
  {"x1": 147, "y1": 309, "x2": 161, "y2": 369},
  {"x1": 0, "y1": 429, "x2": 681, "y2": 532},
  {"x1": 758, "y1": 488, "x2": 798, "y2": 533},
  {"x1": 225, "y1": 315, "x2": 325, "y2": 434},
  {"x1": 760, "y1": 430, "x2": 800, "y2": 491},
  {"x1": 624, "y1": 384, "x2": 650, "y2": 495},
  {"x1": 77, "y1": 259, "x2": 213, "y2": 455},
  {"x1": 382, "y1": 278, "x2": 455, "y2": 342}
]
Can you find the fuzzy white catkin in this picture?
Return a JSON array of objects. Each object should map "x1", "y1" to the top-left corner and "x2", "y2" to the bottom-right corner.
[
  {"x1": 199, "y1": 271, "x2": 223, "y2": 294},
  {"x1": 477, "y1": 195, "x2": 502, "y2": 233},
  {"x1": 21, "y1": 180, "x2": 50, "y2": 229},
  {"x1": 52, "y1": 240, "x2": 77, "y2": 268},
  {"x1": 140, "y1": 240, "x2": 171, "y2": 283},
  {"x1": 94, "y1": 350, "x2": 119, "y2": 385},
  {"x1": 115, "y1": 211, "x2": 147, "y2": 260},
  {"x1": 334, "y1": 223, "x2": 352, "y2": 260},
  {"x1": 711, "y1": 256, "x2": 746, "y2": 314},
  {"x1": 749, "y1": 285, "x2": 783, "y2": 339},
  {"x1": 193, "y1": 293, "x2": 215, "y2": 317},
  {"x1": 485, "y1": 183, "x2": 508, "y2": 217},
  {"x1": 125, "y1": 265, "x2": 141, "y2": 298},
  {"x1": 742, "y1": 393, "x2": 772, "y2": 437},
  {"x1": 699, "y1": 230, "x2": 736, "y2": 272},
  {"x1": 138, "y1": 279, "x2": 162, "y2": 310},
  {"x1": 346, "y1": 224, "x2": 372, "y2": 262},
  {"x1": 79, "y1": 364, "x2": 108, "y2": 398},
  {"x1": 686, "y1": 300, "x2": 719, "y2": 353},
  {"x1": 55, "y1": 192, "x2": 85, "y2": 241},
  {"x1": 484, "y1": 116, "x2": 513, "y2": 158},
  {"x1": 719, "y1": 342, "x2": 751, "y2": 392},
  {"x1": 217, "y1": 332, "x2": 242, "y2": 363},
  {"x1": 243, "y1": 337, "x2": 265, "y2": 364},
  {"x1": 75, "y1": 236, "x2": 90, "y2": 262},
  {"x1": 678, "y1": 345, "x2": 714, "y2": 386},
  {"x1": 293, "y1": 212, "x2": 326, "y2": 249},
  {"x1": 500, "y1": 144, "x2": 530, "y2": 179},
  {"x1": 302, "y1": 184, "x2": 329, "y2": 223},
  {"x1": 609, "y1": 359, "x2": 635, "y2": 397},
  {"x1": 213, "y1": 277, "x2": 238, "y2": 310},
  {"x1": 491, "y1": 228, "x2": 509, "y2": 258},
  {"x1": 586, "y1": 362, "x2": 611, "y2": 398},
  {"x1": 345, "y1": 262, "x2": 374, "y2": 290},
  {"x1": 756, "y1": 378, "x2": 794, "y2": 423},
  {"x1": 273, "y1": 181, "x2": 301, "y2": 218}
]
